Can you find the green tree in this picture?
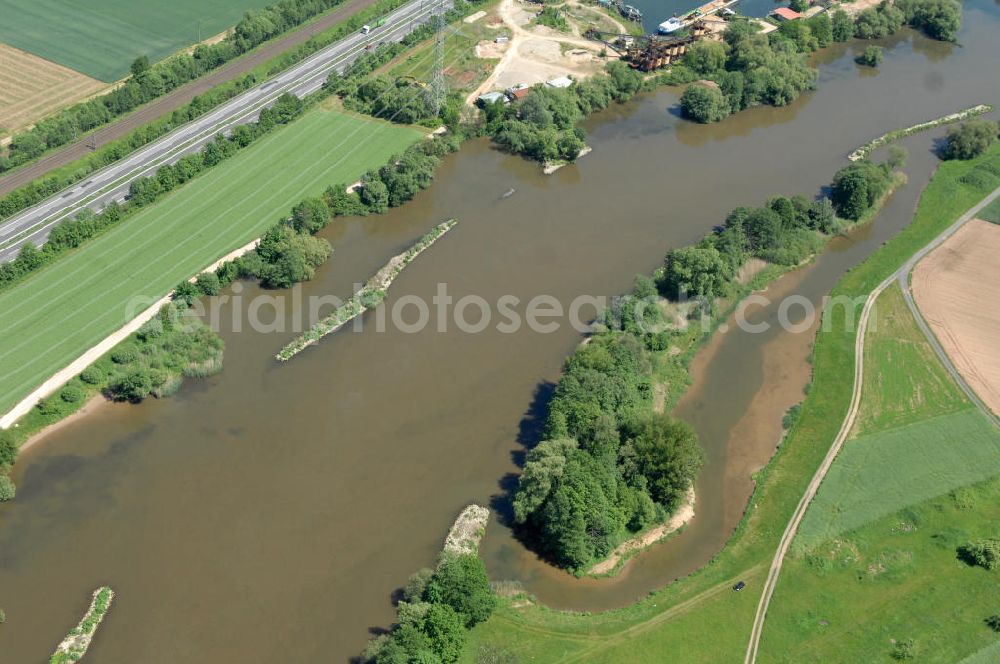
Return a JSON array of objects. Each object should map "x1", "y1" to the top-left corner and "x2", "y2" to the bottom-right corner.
[
  {"x1": 421, "y1": 604, "x2": 467, "y2": 664},
  {"x1": 360, "y1": 174, "x2": 390, "y2": 213},
  {"x1": 986, "y1": 614, "x2": 1000, "y2": 632},
  {"x1": 857, "y1": 45, "x2": 884, "y2": 66},
  {"x1": 513, "y1": 438, "x2": 577, "y2": 523},
  {"x1": 661, "y1": 245, "x2": 733, "y2": 300},
  {"x1": 680, "y1": 85, "x2": 729, "y2": 123},
  {"x1": 831, "y1": 160, "x2": 891, "y2": 220},
  {"x1": 0, "y1": 475, "x2": 14, "y2": 502},
  {"x1": 108, "y1": 368, "x2": 154, "y2": 402},
  {"x1": 130, "y1": 55, "x2": 150, "y2": 77},
  {"x1": 959, "y1": 539, "x2": 1000, "y2": 570},
  {"x1": 403, "y1": 568, "x2": 434, "y2": 603},
  {"x1": 942, "y1": 120, "x2": 999, "y2": 160},
  {"x1": 683, "y1": 40, "x2": 727, "y2": 75},
  {"x1": 195, "y1": 271, "x2": 221, "y2": 296},
  {"x1": 0, "y1": 429, "x2": 17, "y2": 467},
  {"x1": 627, "y1": 414, "x2": 703, "y2": 510},
  {"x1": 424, "y1": 554, "x2": 497, "y2": 627}
]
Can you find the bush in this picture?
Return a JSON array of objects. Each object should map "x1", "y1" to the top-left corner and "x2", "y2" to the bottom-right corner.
[
  {"x1": 942, "y1": 120, "x2": 999, "y2": 160},
  {"x1": 0, "y1": 430, "x2": 17, "y2": 467},
  {"x1": 60, "y1": 386, "x2": 84, "y2": 403},
  {"x1": 680, "y1": 85, "x2": 729, "y2": 124},
  {"x1": 891, "y1": 638, "x2": 917, "y2": 660},
  {"x1": 831, "y1": 161, "x2": 892, "y2": 220},
  {"x1": 195, "y1": 271, "x2": 221, "y2": 296},
  {"x1": 108, "y1": 369, "x2": 154, "y2": 402},
  {"x1": 80, "y1": 366, "x2": 104, "y2": 385},
  {"x1": 986, "y1": 614, "x2": 1000, "y2": 632},
  {"x1": 111, "y1": 345, "x2": 140, "y2": 365},
  {"x1": 0, "y1": 475, "x2": 15, "y2": 502},
  {"x1": 857, "y1": 45, "x2": 884, "y2": 67},
  {"x1": 959, "y1": 539, "x2": 1000, "y2": 570}
]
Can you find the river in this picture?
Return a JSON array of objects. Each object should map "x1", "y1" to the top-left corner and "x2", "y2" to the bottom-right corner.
[{"x1": 2, "y1": 5, "x2": 999, "y2": 661}]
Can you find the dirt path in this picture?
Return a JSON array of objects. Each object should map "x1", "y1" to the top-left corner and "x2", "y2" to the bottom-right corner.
[
  {"x1": 465, "y1": 0, "x2": 610, "y2": 105},
  {"x1": 744, "y1": 182, "x2": 1000, "y2": 664},
  {"x1": 0, "y1": 0, "x2": 379, "y2": 197}
]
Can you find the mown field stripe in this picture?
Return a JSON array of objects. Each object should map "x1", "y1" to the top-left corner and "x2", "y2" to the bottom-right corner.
[{"x1": 0, "y1": 109, "x2": 422, "y2": 413}]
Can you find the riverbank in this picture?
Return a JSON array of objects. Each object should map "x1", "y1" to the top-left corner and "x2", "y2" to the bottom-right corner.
[{"x1": 461, "y1": 139, "x2": 1000, "y2": 664}]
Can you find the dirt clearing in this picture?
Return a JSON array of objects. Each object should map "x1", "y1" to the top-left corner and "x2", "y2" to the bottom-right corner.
[
  {"x1": 912, "y1": 218, "x2": 1000, "y2": 416},
  {"x1": 0, "y1": 43, "x2": 107, "y2": 135}
]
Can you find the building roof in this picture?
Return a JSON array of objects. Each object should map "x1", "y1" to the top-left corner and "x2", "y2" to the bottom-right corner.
[
  {"x1": 771, "y1": 7, "x2": 802, "y2": 20},
  {"x1": 509, "y1": 87, "x2": 532, "y2": 101},
  {"x1": 478, "y1": 91, "x2": 507, "y2": 104},
  {"x1": 545, "y1": 76, "x2": 574, "y2": 89}
]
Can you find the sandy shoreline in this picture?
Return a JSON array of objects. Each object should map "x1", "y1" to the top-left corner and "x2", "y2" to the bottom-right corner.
[
  {"x1": 588, "y1": 487, "x2": 696, "y2": 576},
  {"x1": 17, "y1": 394, "x2": 111, "y2": 454}
]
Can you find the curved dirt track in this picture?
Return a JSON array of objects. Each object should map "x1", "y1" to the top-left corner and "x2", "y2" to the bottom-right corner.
[
  {"x1": 744, "y1": 181, "x2": 1000, "y2": 663},
  {"x1": 0, "y1": 0, "x2": 378, "y2": 197}
]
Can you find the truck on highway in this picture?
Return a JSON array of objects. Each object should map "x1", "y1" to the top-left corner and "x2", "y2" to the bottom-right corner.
[{"x1": 361, "y1": 18, "x2": 386, "y2": 34}]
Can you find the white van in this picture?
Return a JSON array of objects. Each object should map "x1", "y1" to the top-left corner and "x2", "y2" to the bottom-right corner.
[{"x1": 361, "y1": 24, "x2": 371, "y2": 34}]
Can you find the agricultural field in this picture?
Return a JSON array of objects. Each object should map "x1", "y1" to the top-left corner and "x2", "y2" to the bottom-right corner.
[
  {"x1": 0, "y1": 44, "x2": 107, "y2": 135},
  {"x1": 980, "y1": 196, "x2": 1000, "y2": 224},
  {"x1": 853, "y1": 283, "x2": 969, "y2": 435},
  {"x1": 913, "y1": 219, "x2": 1000, "y2": 415},
  {"x1": 461, "y1": 144, "x2": 1000, "y2": 664},
  {"x1": 0, "y1": 108, "x2": 424, "y2": 415},
  {"x1": 0, "y1": 0, "x2": 275, "y2": 82},
  {"x1": 761, "y1": 476, "x2": 1000, "y2": 663}
]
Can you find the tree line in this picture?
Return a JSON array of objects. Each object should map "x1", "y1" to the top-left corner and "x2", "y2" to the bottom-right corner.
[
  {"x1": 0, "y1": 93, "x2": 307, "y2": 294},
  {"x1": 679, "y1": 0, "x2": 962, "y2": 124},
  {"x1": 0, "y1": 0, "x2": 426, "y2": 225}
]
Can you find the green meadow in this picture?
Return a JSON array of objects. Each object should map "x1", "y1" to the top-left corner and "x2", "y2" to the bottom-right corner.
[
  {"x1": 0, "y1": 0, "x2": 273, "y2": 81},
  {"x1": 0, "y1": 108, "x2": 423, "y2": 415}
]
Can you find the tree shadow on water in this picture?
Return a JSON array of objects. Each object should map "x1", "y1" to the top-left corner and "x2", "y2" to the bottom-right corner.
[{"x1": 489, "y1": 380, "x2": 556, "y2": 531}]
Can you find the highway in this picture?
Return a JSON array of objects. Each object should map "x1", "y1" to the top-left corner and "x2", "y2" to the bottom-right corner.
[{"x1": 0, "y1": 0, "x2": 449, "y2": 263}]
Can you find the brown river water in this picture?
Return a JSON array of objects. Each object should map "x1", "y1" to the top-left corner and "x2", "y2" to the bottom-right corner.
[{"x1": 2, "y1": 6, "x2": 1000, "y2": 661}]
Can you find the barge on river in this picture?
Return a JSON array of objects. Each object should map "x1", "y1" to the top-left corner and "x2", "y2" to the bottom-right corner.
[{"x1": 659, "y1": 0, "x2": 740, "y2": 33}]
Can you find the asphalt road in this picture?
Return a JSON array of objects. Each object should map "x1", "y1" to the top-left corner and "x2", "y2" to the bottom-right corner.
[
  {"x1": 744, "y1": 182, "x2": 1000, "y2": 664},
  {"x1": 0, "y1": 0, "x2": 448, "y2": 263},
  {"x1": 0, "y1": 0, "x2": 381, "y2": 198}
]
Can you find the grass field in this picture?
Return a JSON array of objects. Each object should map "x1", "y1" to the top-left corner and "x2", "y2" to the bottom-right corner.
[
  {"x1": 461, "y1": 145, "x2": 1000, "y2": 663},
  {"x1": 980, "y1": 195, "x2": 1000, "y2": 224},
  {"x1": 0, "y1": 0, "x2": 274, "y2": 82},
  {"x1": 960, "y1": 639, "x2": 1000, "y2": 663},
  {"x1": 762, "y1": 476, "x2": 1000, "y2": 663},
  {"x1": 0, "y1": 44, "x2": 107, "y2": 134},
  {"x1": 0, "y1": 108, "x2": 423, "y2": 415},
  {"x1": 853, "y1": 284, "x2": 969, "y2": 435}
]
